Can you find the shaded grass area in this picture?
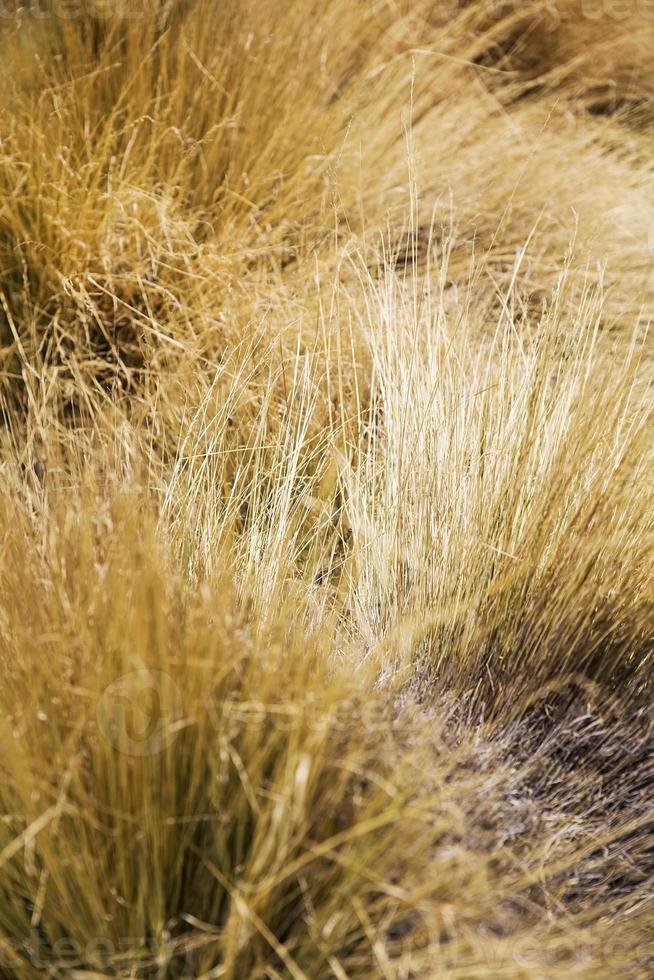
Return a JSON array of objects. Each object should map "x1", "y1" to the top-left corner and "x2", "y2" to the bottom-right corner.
[{"x1": 0, "y1": 496, "x2": 651, "y2": 977}]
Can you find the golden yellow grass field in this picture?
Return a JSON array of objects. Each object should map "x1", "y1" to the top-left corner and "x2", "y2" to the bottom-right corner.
[{"x1": 0, "y1": 1, "x2": 652, "y2": 976}]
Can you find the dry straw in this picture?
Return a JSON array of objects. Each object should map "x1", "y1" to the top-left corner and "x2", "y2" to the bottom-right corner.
[{"x1": 0, "y1": 1, "x2": 652, "y2": 976}]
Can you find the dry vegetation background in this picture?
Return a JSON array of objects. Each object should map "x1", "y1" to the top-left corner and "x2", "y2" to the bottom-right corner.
[{"x1": 0, "y1": 0, "x2": 652, "y2": 976}]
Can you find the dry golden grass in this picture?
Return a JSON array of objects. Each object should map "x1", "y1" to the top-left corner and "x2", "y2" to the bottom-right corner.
[{"x1": 0, "y1": 1, "x2": 652, "y2": 977}]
